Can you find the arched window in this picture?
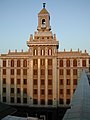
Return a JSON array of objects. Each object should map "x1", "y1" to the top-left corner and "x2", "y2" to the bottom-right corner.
[
  {"x1": 59, "y1": 60, "x2": 63, "y2": 67},
  {"x1": 11, "y1": 59, "x2": 14, "y2": 67},
  {"x1": 17, "y1": 60, "x2": 21, "y2": 67},
  {"x1": 73, "y1": 59, "x2": 77, "y2": 67},
  {"x1": 66, "y1": 59, "x2": 70, "y2": 67},
  {"x1": 42, "y1": 19, "x2": 46, "y2": 27},
  {"x1": 48, "y1": 49, "x2": 52, "y2": 56},
  {"x1": 23, "y1": 60, "x2": 27, "y2": 67},
  {"x1": 33, "y1": 49, "x2": 38, "y2": 56},
  {"x1": 41, "y1": 49, "x2": 45, "y2": 56}
]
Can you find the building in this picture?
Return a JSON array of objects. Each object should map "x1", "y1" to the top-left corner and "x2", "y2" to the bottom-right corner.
[{"x1": 0, "y1": 3, "x2": 89, "y2": 107}]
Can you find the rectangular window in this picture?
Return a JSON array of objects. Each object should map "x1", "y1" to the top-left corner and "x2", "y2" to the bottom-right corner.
[
  {"x1": 23, "y1": 88, "x2": 27, "y2": 94},
  {"x1": 23, "y1": 98, "x2": 27, "y2": 104},
  {"x1": 48, "y1": 59, "x2": 52, "y2": 66},
  {"x1": 17, "y1": 88, "x2": 20, "y2": 94},
  {"x1": 73, "y1": 79, "x2": 77, "y2": 85},
  {"x1": 23, "y1": 79, "x2": 27, "y2": 85},
  {"x1": 59, "y1": 99, "x2": 64, "y2": 104},
  {"x1": 40, "y1": 99, "x2": 45, "y2": 105},
  {"x1": 66, "y1": 69, "x2": 70, "y2": 75},
  {"x1": 33, "y1": 99, "x2": 38, "y2": 104},
  {"x1": 48, "y1": 79, "x2": 52, "y2": 85},
  {"x1": 11, "y1": 69, "x2": 14, "y2": 75},
  {"x1": 41, "y1": 79, "x2": 45, "y2": 85},
  {"x1": 59, "y1": 69, "x2": 63, "y2": 75},
  {"x1": 48, "y1": 89, "x2": 52, "y2": 95},
  {"x1": 48, "y1": 69, "x2": 52, "y2": 75},
  {"x1": 23, "y1": 69, "x2": 27, "y2": 75},
  {"x1": 60, "y1": 89, "x2": 63, "y2": 94},
  {"x1": 3, "y1": 69, "x2": 6, "y2": 75},
  {"x1": 59, "y1": 79, "x2": 63, "y2": 85},
  {"x1": 33, "y1": 89, "x2": 37, "y2": 94},
  {"x1": 33, "y1": 59, "x2": 38, "y2": 66},
  {"x1": 3, "y1": 97, "x2": 6, "y2": 102},
  {"x1": 17, "y1": 69, "x2": 21, "y2": 75},
  {"x1": 41, "y1": 59, "x2": 45, "y2": 66},
  {"x1": 17, "y1": 97, "x2": 21, "y2": 103},
  {"x1": 3, "y1": 78, "x2": 6, "y2": 84},
  {"x1": 11, "y1": 88, "x2": 14, "y2": 93},
  {"x1": 41, "y1": 69, "x2": 45, "y2": 75},
  {"x1": 41, "y1": 89, "x2": 45, "y2": 95},
  {"x1": 11, "y1": 97, "x2": 14, "y2": 103},
  {"x1": 73, "y1": 69, "x2": 77, "y2": 75},
  {"x1": 67, "y1": 89, "x2": 70, "y2": 95},
  {"x1": 33, "y1": 69, "x2": 38, "y2": 75},
  {"x1": 67, "y1": 79, "x2": 70, "y2": 85},
  {"x1": 3, "y1": 88, "x2": 6, "y2": 93},
  {"x1": 3, "y1": 60, "x2": 6, "y2": 67},
  {"x1": 11, "y1": 78, "x2": 14, "y2": 84},
  {"x1": 33, "y1": 79, "x2": 37, "y2": 85},
  {"x1": 17, "y1": 79, "x2": 20, "y2": 84},
  {"x1": 48, "y1": 99, "x2": 52, "y2": 105}
]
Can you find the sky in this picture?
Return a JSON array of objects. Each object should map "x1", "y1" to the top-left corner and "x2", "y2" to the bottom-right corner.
[{"x1": 0, "y1": 0, "x2": 90, "y2": 54}]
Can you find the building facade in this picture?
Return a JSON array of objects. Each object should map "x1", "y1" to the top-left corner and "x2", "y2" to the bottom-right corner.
[{"x1": 0, "y1": 4, "x2": 89, "y2": 107}]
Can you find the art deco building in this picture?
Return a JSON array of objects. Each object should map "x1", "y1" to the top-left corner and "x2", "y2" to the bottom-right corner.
[{"x1": 0, "y1": 4, "x2": 89, "y2": 107}]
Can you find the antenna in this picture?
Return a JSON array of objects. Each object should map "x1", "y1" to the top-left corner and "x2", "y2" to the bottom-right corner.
[{"x1": 43, "y1": 3, "x2": 46, "y2": 8}]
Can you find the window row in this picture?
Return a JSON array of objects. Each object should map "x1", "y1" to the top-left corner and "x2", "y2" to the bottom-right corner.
[
  {"x1": 33, "y1": 69, "x2": 52, "y2": 75},
  {"x1": 3, "y1": 59, "x2": 27, "y2": 67},
  {"x1": 59, "y1": 79, "x2": 77, "y2": 85},
  {"x1": 59, "y1": 59, "x2": 87, "y2": 67},
  {"x1": 59, "y1": 69, "x2": 77, "y2": 75},
  {"x1": 33, "y1": 89, "x2": 52, "y2": 95},
  {"x1": 59, "y1": 88, "x2": 76, "y2": 95},
  {"x1": 3, "y1": 79, "x2": 27, "y2": 85},
  {"x1": 33, "y1": 48, "x2": 52, "y2": 56},
  {"x1": 33, "y1": 99, "x2": 52, "y2": 105},
  {"x1": 2, "y1": 69, "x2": 27, "y2": 75}
]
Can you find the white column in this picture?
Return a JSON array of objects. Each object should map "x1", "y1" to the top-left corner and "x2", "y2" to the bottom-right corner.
[{"x1": 21, "y1": 59, "x2": 23, "y2": 104}]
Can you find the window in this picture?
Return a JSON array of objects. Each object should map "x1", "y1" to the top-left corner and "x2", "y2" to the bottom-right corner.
[
  {"x1": 66, "y1": 99, "x2": 70, "y2": 104},
  {"x1": 41, "y1": 69, "x2": 45, "y2": 75},
  {"x1": 48, "y1": 99, "x2": 52, "y2": 105},
  {"x1": 59, "y1": 69, "x2": 63, "y2": 75},
  {"x1": 17, "y1": 97, "x2": 21, "y2": 103},
  {"x1": 3, "y1": 69, "x2": 6, "y2": 75},
  {"x1": 73, "y1": 59, "x2": 77, "y2": 67},
  {"x1": 17, "y1": 88, "x2": 20, "y2": 94},
  {"x1": 11, "y1": 78, "x2": 14, "y2": 84},
  {"x1": 41, "y1": 89, "x2": 45, "y2": 95},
  {"x1": 11, "y1": 60, "x2": 14, "y2": 67},
  {"x1": 67, "y1": 79, "x2": 70, "y2": 85},
  {"x1": 48, "y1": 59, "x2": 52, "y2": 66},
  {"x1": 3, "y1": 97, "x2": 6, "y2": 102},
  {"x1": 23, "y1": 79, "x2": 27, "y2": 85},
  {"x1": 82, "y1": 59, "x2": 86, "y2": 67},
  {"x1": 23, "y1": 60, "x2": 27, "y2": 67},
  {"x1": 11, "y1": 69, "x2": 14, "y2": 75},
  {"x1": 60, "y1": 89, "x2": 63, "y2": 94},
  {"x1": 3, "y1": 60, "x2": 6, "y2": 67},
  {"x1": 59, "y1": 60, "x2": 63, "y2": 67},
  {"x1": 17, "y1": 60, "x2": 21, "y2": 67},
  {"x1": 33, "y1": 69, "x2": 38, "y2": 75},
  {"x1": 33, "y1": 49, "x2": 38, "y2": 56},
  {"x1": 73, "y1": 69, "x2": 77, "y2": 75},
  {"x1": 42, "y1": 19, "x2": 46, "y2": 27},
  {"x1": 3, "y1": 88, "x2": 6, "y2": 93},
  {"x1": 41, "y1": 79, "x2": 45, "y2": 85},
  {"x1": 59, "y1": 99, "x2": 64, "y2": 104},
  {"x1": 66, "y1": 69, "x2": 70, "y2": 75},
  {"x1": 48, "y1": 89, "x2": 52, "y2": 95},
  {"x1": 33, "y1": 89, "x2": 37, "y2": 94},
  {"x1": 73, "y1": 79, "x2": 77, "y2": 85},
  {"x1": 66, "y1": 59, "x2": 70, "y2": 67},
  {"x1": 23, "y1": 69, "x2": 27, "y2": 75},
  {"x1": 17, "y1": 69, "x2": 21, "y2": 75},
  {"x1": 48, "y1": 79, "x2": 52, "y2": 85},
  {"x1": 34, "y1": 79, "x2": 37, "y2": 85},
  {"x1": 40, "y1": 99, "x2": 45, "y2": 105},
  {"x1": 67, "y1": 89, "x2": 70, "y2": 95},
  {"x1": 23, "y1": 98, "x2": 27, "y2": 103},
  {"x1": 33, "y1": 59, "x2": 38, "y2": 66},
  {"x1": 23, "y1": 88, "x2": 27, "y2": 94},
  {"x1": 60, "y1": 79, "x2": 63, "y2": 85},
  {"x1": 11, "y1": 88, "x2": 14, "y2": 93},
  {"x1": 11, "y1": 97, "x2": 14, "y2": 103},
  {"x1": 17, "y1": 79, "x2": 20, "y2": 84},
  {"x1": 48, "y1": 49, "x2": 52, "y2": 55},
  {"x1": 48, "y1": 69, "x2": 52, "y2": 75},
  {"x1": 41, "y1": 59, "x2": 45, "y2": 66},
  {"x1": 3, "y1": 78, "x2": 6, "y2": 84},
  {"x1": 33, "y1": 99, "x2": 38, "y2": 104},
  {"x1": 41, "y1": 49, "x2": 45, "y2": 56}
]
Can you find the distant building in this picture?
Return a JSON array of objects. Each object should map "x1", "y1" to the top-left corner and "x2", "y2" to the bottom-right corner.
[{"x1": 0, "y1": 3, "x2": 89, "y2": 107}]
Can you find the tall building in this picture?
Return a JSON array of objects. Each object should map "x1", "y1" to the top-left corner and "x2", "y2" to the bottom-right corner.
[{"x1": 0, "y1": 3, "x2": 89, "y2": 107}]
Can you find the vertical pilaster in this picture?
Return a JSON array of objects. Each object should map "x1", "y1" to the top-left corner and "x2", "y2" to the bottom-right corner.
[{"x1": 38, "y1": 59, "x2": 40, "y2": 105}]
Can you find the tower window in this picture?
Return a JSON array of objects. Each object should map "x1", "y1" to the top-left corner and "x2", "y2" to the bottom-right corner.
[{"x1": 42, "y1": 19, "x2": 46, "y2": 28}]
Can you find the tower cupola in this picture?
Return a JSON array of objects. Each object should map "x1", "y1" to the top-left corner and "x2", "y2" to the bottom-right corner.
[{"x1": 37, "y1": 3, "x2": 51, "y2": 31}]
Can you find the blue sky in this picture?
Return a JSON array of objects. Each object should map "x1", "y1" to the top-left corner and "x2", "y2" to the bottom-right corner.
[{"x1": 0, "y1": 0, "x2": 90, "y2": 53}]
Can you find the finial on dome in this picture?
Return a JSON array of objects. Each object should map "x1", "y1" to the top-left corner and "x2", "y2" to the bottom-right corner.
[{"x1": 43, "y1": 3, "x2": 46, "y2": 8}]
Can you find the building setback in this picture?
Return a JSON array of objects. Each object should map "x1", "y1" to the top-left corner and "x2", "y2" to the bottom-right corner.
[{"x1": 0, "y1": 4, "x2": 89, "y2": 107}]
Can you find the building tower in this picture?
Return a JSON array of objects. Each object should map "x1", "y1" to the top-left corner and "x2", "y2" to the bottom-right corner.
[{"x1": 27, "y1": 3, "x2": 59, "y2": 106}]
